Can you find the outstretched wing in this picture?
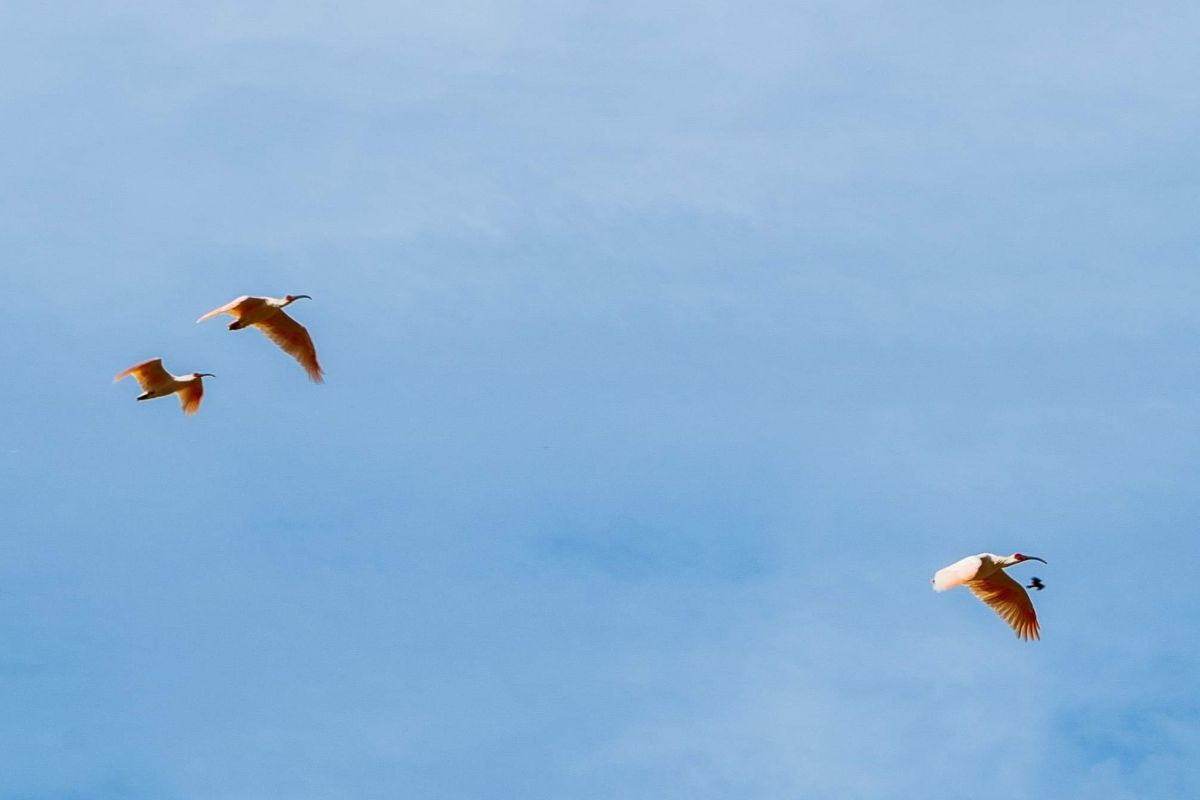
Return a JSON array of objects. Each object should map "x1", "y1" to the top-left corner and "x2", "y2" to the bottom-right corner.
[
  {"x1": 931, "y1": 555, "x2": 982, "y2": 592},
  {"x1": 966, "y1": 570, "x2": 1040, "y2": 640},
  {"x1": 177, "y1": 380, "x2": 204, "y2": 415},
  {"x1": 254, "y1": 310, "x2": 324, "y2": 382},
  {"x1": 197, "y1": 296, "x2": 251, "y2": 323},
  {"x1": 114, "y1": 358, "x2": 171, "y2": 392}
]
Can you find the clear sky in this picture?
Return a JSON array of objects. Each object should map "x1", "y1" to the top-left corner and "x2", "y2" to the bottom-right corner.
[{"x1": 1, "y1": 2, "x2": 1198, "y2": 798}]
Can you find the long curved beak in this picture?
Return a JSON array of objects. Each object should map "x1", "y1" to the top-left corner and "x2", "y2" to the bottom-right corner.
[
  {"x1": 198, "y1": 373, "x2": 216, "y2": 378},
  {"x1": 1024, "y1": 556, "x2": 1047, "y2": 564},
  {"x1": 293, "y1": 294, "x2": 312, "y2": 301}
]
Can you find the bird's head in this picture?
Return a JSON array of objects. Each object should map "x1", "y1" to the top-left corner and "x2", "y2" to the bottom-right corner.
[
  {"x1": 283, "y1": 294, "x2": 312, "y2": 306},
  {"x1": 1011, "y1": 552, "x2": 1047, "y2": 565}
]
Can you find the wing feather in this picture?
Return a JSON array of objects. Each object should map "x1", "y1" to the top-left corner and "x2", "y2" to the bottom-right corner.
[
  {"x1": 178, "y1": 380, "x2": 204, "y2": 415},
  {"x1": 114, "y1": 358, "x2": 171, "y2": 392},
  {"x1": 966, "y1": 570, "x2": 1041, "y2": 640},
  {"x1": 197, "y1": 296, "x2": 251, "y2": 323},
  {"x1": 254, "y1": 310, "x2": 324, "y2": 382}
]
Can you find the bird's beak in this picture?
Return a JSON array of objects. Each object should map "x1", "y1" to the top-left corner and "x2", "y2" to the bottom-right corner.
[
  {"x1": 199, "y1": 373, "x2": 216, "y2": 378},
  {"x1": 293, "y1": 294, "x2": 312, "y2": 301},
  {"x1": 1023, "y1": 555, "x2": 1047, "y2": 564}
]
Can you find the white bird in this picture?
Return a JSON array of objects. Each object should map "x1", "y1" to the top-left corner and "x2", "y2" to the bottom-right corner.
[
  {"x1": 197, "y1": 294, "x2": 323, "y2": 382},
  {"x1": 114, "y1": 358, "x2": 215, "y2": 415},
  {"x1": 932, "y1": 552, "x2": 1047, "y2": 640}
]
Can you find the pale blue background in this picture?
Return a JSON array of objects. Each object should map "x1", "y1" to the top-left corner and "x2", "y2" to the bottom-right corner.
[{"x1": 1, "y1": 2, "x2": 1198, "y2": 798}]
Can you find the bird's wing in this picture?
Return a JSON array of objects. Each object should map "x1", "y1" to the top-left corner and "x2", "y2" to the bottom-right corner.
[
  {"x1": 177, "y1": 380, "x2": 204, "y2": 415},
  {"x1": 197, "y1": 296, "x2": 250, "y2": 323},
  {"x1": 114, "y1": 358, "x2": 171, "y2": 391},
  {"x1": 931, "y1": 556, "x2": 982, "y2": 591},
  {"x1": 253, "y1": 310, "x2": 324, "y2": 382},
  {"x1": 966, "y1": 570, "x2": 1040, "y2": 640}
]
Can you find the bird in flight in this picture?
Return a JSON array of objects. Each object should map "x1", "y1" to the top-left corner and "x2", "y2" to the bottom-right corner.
[
  {"x1": 197, "y1": 294, "x2": 323, "y2": 382},
  {"x1": 932, "y1": 552, "x2": 1047, "y2": 640},
  {"x1": 114, "y1": 358, "x2": 215, "y2": 415},
  {"x1": 1026, "y1": 577, "x2": 1045, "y2": 591}
]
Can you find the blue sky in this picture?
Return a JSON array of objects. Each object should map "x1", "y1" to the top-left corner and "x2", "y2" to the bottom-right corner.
[{"x1": 2, "y1": 1, "x2": 1198, "y2": 797}]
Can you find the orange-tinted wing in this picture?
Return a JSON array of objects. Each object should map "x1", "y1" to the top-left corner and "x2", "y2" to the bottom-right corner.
[
  {"x1": 253, "y1": 310, "x2": 324, "y2": 382},
  {"x1": 114, "y1": 358, "x2": 171, "y2": 391},
  {"x1": 967, "y1": 570, "x2": 1040, "y2": 640},
  {"x1": 177, "y1": 380, "x2": 204, "y2": 415},
  {"x1": 197, "y1": 295, "x2": 251, "y2": 323}
]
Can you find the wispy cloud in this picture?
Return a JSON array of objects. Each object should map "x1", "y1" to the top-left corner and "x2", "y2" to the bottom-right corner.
[{"x1": 2, "y1": 1, "x2": 1199, "y2": 798}]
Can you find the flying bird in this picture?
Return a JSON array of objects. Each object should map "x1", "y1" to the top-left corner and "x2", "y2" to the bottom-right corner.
[
  {"x1": 1027, "y1": 577, "x2": 1045, "y2": 591},
  {"x1": 197, "y1": 294, "x2": 323, "y2": 382},
  {"x1": 114, "y1": 358, "x2": 214, "y2": 415},
  {"x1": 931, "y1": 552, "x2": 1047, "y2": 640}
]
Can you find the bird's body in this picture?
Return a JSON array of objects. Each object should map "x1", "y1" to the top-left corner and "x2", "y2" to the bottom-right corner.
[
  {"x1": 1027, "y1": 577, "x2": 1045, "y2": 591},
  {"x1": 198, "y1": 294, "x2": 323, "y2": 382},
  {"x1": 114, "y1": 358, "x2": 214, "y2": 415},
  {"x1": 932, "y1": 552, "x2": 1046, "y2": 640}
]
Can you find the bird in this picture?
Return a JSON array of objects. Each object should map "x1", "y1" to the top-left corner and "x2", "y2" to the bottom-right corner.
[
  {"x1": 1027, "y1": 577, "x2": 1045, "y2": 591},
  {"x1": 931, "y1": 552, "x2": 1047, "y2": 640},
  {"x1": 114, "y1": 358, "x2": 215, "y2": 415},
  {"x1": 197, "y1": 294, "x2": 323, "y2": 382}
]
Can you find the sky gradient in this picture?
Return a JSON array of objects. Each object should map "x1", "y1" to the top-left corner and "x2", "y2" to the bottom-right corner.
[{"x1": 2, "y1": 2, "x2": 1199, "y2": 798}]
